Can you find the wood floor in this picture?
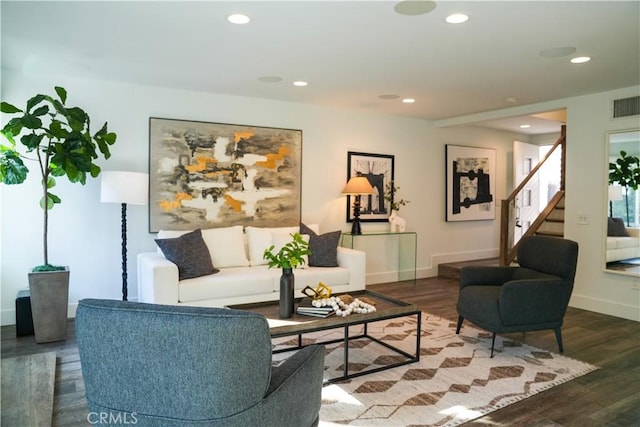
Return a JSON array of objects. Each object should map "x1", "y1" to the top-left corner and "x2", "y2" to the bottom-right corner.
[{"x1": 1, "y1": 277, "x2": 639, "y2": 426}]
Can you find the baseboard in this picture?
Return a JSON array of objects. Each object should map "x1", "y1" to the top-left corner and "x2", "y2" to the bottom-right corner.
[
  {"x1": 364, "y1": 251, "x2": 498, "y2": 285},
  {"x1": 366, "y1": 271, "x2": 411, "y2": 285},
  {"x1": 1, "y1": 304, "x2": 79, "y2": 327},
  {"x1": 363, "y1": 246, "x2": 499, "y2": 287},
  {"x1": 416, "y1": 266, "x2": 437, "y2": 279},
  {"x1": 570, "y1": 293, "x2": 640, "y2": 321},
  {"x1": 1, "y1": 309, "x2": 15, "y2": 326},
  {"x1": 1, "y1": 298, "x2": 137, "y2": 326}
]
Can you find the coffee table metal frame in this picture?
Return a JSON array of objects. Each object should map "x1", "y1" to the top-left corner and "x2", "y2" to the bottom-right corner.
[{"x1": 229, "y1": 290, "x2": 421, "y2": 384}]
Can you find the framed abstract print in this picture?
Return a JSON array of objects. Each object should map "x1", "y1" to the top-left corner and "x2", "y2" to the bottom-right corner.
[
  {"x1": 446, "y1": 144, "x2": 496, "y2": 221},
  {"x1": 149, "y1": 117, "x2": 302, "y2": 232}
]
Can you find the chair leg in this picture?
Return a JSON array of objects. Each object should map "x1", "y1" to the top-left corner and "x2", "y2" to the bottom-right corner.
[
  {"x1": 456, "y1": 316, "x2": 464, "y2": 334},
  {"x1": 554, "y1": 328, "x2": 564, "y2": 353},
  {"x1": 490, "y1": 333, "x2": 496, "y2": 358}
]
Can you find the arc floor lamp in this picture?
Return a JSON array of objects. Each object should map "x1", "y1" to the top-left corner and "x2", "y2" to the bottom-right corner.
[{"x1": 101, "y1": 171, "x2": 148, "y2": 301}]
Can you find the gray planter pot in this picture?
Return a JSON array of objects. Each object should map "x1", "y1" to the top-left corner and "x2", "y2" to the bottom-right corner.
[{"x1": 28, "y1": 268, "x2": 70, "y2": 343}]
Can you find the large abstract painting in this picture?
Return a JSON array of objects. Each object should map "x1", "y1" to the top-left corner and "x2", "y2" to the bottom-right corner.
[
  {"x1": 446, "y1": 144, "x2": 496, "y2": 221},
  {"x1": 346, "y1": 152, "x2": 394, "y2": 223},
  {"x1": 149, "y1": 118, "x2": 302, "y2": 232}
]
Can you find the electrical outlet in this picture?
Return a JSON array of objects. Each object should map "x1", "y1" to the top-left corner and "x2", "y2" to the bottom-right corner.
[
  {"x1": 577, "y1": 214, "x2": 589, "y2": 225},
  {"x1": 632, "y1": 280, "x2": 640, "y2": 291}
]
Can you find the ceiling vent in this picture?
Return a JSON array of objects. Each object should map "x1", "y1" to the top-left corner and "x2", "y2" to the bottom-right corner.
[{"x1": 612, "y1": 95, "x2": 640, "y2": 119}]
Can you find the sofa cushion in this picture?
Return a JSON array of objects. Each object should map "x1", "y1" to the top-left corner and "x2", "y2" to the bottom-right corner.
[
  {"x1": 201, "y1": 226, "x2": 250, "y2": 268},
  {"x1": 178, "y1": 266, "x2": 276, "y2": 303},
  {"x1": 155, "y1": 230, "x2": 219, "y2": 280},
  {"x1": 245, "y1": 227, "x2": 273, "y2": 266},
  {"x1": 159, "y1": 226, "x2": 250, "y2": 268},
  {"x1": 607, "y1": 236, "x2": 639, "y2": 250},
  {"x1": 300, "y1": 223, "x2": 341, "y2": 267},
  {"x1": 608, "y1": 217, "x2": 629, "y2": 237},
  {"x1": 245, "y1": 226, "x2": 299, "y2": 266}
]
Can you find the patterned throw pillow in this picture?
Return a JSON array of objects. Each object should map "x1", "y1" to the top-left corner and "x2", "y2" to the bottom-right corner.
[
  {"x1": 155, "y1": 229, "x2": 219, "y2": 280},
  {"x1": 300, "y1": 223, "x2": 341, "y2": 267}
]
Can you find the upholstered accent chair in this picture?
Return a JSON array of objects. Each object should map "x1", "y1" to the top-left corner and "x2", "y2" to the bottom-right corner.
[
  {"x1": 76, "y1": 299, "x2": 325, "y2": 426},
  {"x1": 456, "y1": 236, "x2": 579, "y2": 357}
]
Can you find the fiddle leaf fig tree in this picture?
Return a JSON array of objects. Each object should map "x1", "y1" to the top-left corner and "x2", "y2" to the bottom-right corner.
[
  {"x1": 0, "y1": 86, "x2": 117, "y2": 270},
  {"x1": 609, "y1": 150, "x2": 640, "y2": 226}
]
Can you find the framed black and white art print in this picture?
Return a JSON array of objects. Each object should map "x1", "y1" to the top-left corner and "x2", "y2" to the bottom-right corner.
[
  {"x1": 445, "y1": 144, "x2": 496, "y2": 222},
  {"x1": 346, "y1": 151, "x2": 394, "y2": 223}
]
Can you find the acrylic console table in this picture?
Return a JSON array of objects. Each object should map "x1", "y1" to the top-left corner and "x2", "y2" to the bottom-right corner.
[{"x1": 341, "y1": 231, "x2": 417, "y2": 284}]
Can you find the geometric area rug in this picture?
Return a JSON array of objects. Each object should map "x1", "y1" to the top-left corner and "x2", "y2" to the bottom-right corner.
[{"x1": 273, "y1": 312, "x2": 598, "y2": 427}]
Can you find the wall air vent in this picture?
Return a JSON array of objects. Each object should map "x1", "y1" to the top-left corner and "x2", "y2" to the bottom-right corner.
[{"x1": 612, "y1": 95, "x2": 640, "y2": 119}]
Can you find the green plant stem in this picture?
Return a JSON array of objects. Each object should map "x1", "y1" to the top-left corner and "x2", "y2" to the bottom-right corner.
[{"x1": 36, "y1": 145, "x2": 50, "y2": 265}]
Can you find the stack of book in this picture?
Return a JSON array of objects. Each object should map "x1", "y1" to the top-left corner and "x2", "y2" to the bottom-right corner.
[{"x1": 296, "y1": 298, "x2": 335, "y2": 318}]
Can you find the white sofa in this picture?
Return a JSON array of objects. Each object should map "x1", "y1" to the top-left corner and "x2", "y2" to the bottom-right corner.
[
  {"x1": 606, "y1": 227, "x2": 640, "y2": 263},
  {"x1": 137, "y1": 224, "x2": 366, "y2": 307}
]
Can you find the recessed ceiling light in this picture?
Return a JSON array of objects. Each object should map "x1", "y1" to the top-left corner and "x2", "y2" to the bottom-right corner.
[
  {"x1": 293, "y1": 81, "x2": 308, "y2": 87},
  {"x1": 227, "y1": 14, "x2": 250, "y2": 24},
  {"x1": 445, "y1": 13, "x2": 469, "y2": 24},
  {"x1": 379, "y1": 94, "x2": 400, "y2": 100},
  {"x1": 402, "y1": 98, "x2": 415, "y2": 104},
  {"x1": 394, "y1": 1, "x2": 437, "y2": 16},
  {"x1": 571, "y1": 56, "x2": 591, "y2": 64},
  {"x1": 257, "y1": 76, "x2": 283, "y2": 83},
  {"x1": 540, "y1": 46, "x2": 576, "y2": 58},
  {"x1": 520, "y1": 124, "x2": 531, "y2": 129}
]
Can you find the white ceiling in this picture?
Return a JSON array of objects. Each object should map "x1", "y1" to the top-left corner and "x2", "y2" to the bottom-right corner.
[{"x1": 2, "y1": 1, "x2": 639, "y2": 135}]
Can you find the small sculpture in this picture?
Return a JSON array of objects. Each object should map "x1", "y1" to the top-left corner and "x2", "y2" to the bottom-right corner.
[
  {"x1": 301, "y1": 282, "x2": 332, "y2": 300},
  {"x1": 389, "y1": 210, "x2": 406, "y2": 232}
]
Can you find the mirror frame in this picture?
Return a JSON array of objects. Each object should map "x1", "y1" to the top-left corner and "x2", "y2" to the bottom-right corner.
[{"x1": 603, "y1": 128, "x2": 640, "y2": 277}]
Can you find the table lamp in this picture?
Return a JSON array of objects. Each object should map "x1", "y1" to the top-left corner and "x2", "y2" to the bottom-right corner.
[
  {"x1": 101, "y1": 171, "x2": 148, "y2": 301},
  {"x1": 342, "y1": 176, "x2": 375, "y2": 235}
]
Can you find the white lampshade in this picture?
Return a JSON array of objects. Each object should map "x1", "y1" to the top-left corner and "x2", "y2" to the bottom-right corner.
[
  {"x1": 608, "y1": 185, "x2": 623, "y2": 201},
  {"x1": 101, "y1": 171, "x2": 148, "y2": 205},
  {"x1": 342, "y1": 176, "x2": 375, "y2": 195}
]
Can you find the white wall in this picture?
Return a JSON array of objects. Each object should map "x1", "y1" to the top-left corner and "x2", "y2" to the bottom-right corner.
[
  {"x1": 563, "y1": 88, "x2": 640, "y2": 321},
  {"x1": 437, "y1": 86, "x2": 640, "y2": 321},
  {"x1": 1, "y1": 69, "x2": 638, "y2": 323}
]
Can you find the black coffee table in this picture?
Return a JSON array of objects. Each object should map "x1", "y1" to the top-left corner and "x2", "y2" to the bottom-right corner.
[{"x1": 228, "y1": 290, "x2": 421, "y2": 383}]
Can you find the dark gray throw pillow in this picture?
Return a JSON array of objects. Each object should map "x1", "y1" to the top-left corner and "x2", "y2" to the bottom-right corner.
[
  {"x1": 607, "y1": 217, "x2": 629, "y2": 237},
  {"x1": 300, "y1": 223, "x2": 341, "y2": 267},
  {"x1": 155, "y1": 229, "x2": 218, "y2": 280}
]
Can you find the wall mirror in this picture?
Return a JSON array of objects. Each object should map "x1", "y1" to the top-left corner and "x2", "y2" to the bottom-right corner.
[{"x1": 604, "y1": 129, "x2": 640, "y2": 277}]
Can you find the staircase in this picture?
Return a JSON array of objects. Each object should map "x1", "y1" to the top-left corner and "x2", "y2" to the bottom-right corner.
[
  {"x1": 500, "y1": 126, "x2": 567, "y2": 265},
  {"x1": 438, "y1": 258, "x2": 500, "y2": 279},
  {"x1": 440, "y1": 127, "x2": 567, "y2": 277},
  {"x1": 534, "y1": 196, "x2": 565, "y2": 238}
]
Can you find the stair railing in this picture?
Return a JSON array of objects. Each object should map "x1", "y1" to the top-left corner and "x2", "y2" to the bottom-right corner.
[{"x1": 499, "y1": 125, "x2": 566, "y2": 265}]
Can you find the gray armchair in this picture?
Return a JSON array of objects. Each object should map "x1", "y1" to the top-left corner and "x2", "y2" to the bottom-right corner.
[
  {"x1": 76, "y1": 299, "x2": 325, "y2": 426},
  {"x1": 455, "y1": 236, "x2": 579, "y2": 357}
]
